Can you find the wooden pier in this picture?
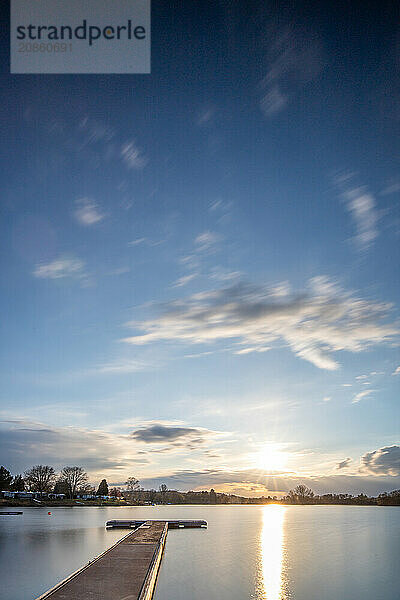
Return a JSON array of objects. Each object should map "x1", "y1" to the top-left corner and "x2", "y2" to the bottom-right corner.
[
  {"x1": 106, "y1": 518, "x2": 207, "y2": 529},
  {"x1": 36, "y1": 519, "x2": 207, "y2": 600},
  {"x1": 0, "y1": 511, "x2": 23, "y2": 515}
]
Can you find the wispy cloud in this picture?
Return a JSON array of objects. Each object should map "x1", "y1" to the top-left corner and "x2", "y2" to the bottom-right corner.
[
  {"x1": 172, "y1": 274, "x2": 197, "y2": 288},
  {"x1": 352, "y1": 390, "x2": 374, "y2": 404},
  {"x1": 334, "y1": 172, "x2": 378, "y2": 250},
  {"x1": 196, "y1": 106, "x2": 216, "y2": 126},
  {"x1": 122, "y1": 277, "x2": 398, "y2": 370},
  {"x1": 73, "y1": 197, "x2": 104, "y2": 226},
  {"x1": 380, "y1": 180, "x2": 400, "y2": 196},
  {"x1": 128, "y1": 237, "x2": 165, "y2": 248},
  {"x1": 210, "y1": 267, "x2": 242, "y2": 282},
  {"x1": 45, "y1": 114, "x2": 148, "y2": 176},
  {"x1": 78, "y1": 117, "x2": 115, "y2": 145},
  {"x1": 120, "y1": 140, "x2": 147, "y2": 169},
  {"x1": 234, "y1": 346, "x2": 270, "y2": 355},
  {"x1": 208, "y1": 199, "x2": 233, "y2": 224},
  {"x1": 194, "y1": 230, "x2": 221, "y2": 252},
  {"x1": 259, "y1": 26, "x2": 324, "y2": 117},
  {"x1": 33, "y1": 255, "x2": 88, "y2": 283},
  {"x1": 173, "y1": 231, "x2": 223, "y2": 287},
  {"x1": 95, "y1": 359, "x2": 148, "y2": 374},
  {"x1": 337, "y1": 457, "x2": 352, "y2": 469},
  {"x1": 260, "y1": 86, "x2": 288, "y2": 116},
  {"x1": 78, "y1": 118, "x2": 147, "y2": 171},
  {"x1": 128, "y1": 237, "x2": 147, "y2": 246}
]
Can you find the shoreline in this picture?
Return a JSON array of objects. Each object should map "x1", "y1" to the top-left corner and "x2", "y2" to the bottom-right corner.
[{"x1": 1, "y1": 500, "x2": 399, "y2": 508}]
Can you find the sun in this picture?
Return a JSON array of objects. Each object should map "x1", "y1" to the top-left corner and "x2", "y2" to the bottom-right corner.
[{"x1": 255, "y1": 443, "x2": 288, "y2": 472}]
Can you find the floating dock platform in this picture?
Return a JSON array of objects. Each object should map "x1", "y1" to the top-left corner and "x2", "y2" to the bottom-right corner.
[
  {"x1": 36, "y1": 519, "x2": 207, "y2": 600},
  {"x1": 0, "y1": 511, "x2": 23, "y2": 515},
  {"x1": 106, "y1": 518, "x2": 207, "y2": 529}
]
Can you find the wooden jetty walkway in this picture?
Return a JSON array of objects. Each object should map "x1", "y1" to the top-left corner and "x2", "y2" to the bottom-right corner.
[
  {"x1": 0, "y1": 511, "x2": 23, "y2": 515},
  {"x1": 106, "y1": 518, "x2": 207, "y2": 529},
  {"x1": 36, "y1": 519, "x2": 206, "y2": 600}
]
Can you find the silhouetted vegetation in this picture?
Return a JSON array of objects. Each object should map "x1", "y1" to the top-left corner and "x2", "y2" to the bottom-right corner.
[
  {"x1": 24, "y1": 465, "x2": 56, "y2": 494},
  {"x1": 60, "y1": 466, "x2": 88, "y2": 499},
  {"x1": 0, "y1": 466, "x2": 13, "y2": 490},
  {"x1": 1, "y1": 465, "x2": 399, "y2": 506},
  {"x1": 96, "y1": 479, "x2": 109, "y2": 496}
]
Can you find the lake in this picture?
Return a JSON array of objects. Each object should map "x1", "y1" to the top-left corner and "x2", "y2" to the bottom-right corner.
[{"x1": 0, "y1": 505, "x2": 399, "y2": 600}]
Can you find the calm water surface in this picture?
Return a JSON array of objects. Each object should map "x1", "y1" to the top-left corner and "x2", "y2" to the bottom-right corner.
[{"x1": 0, "y1": 505, "x2": 399, "y2": 600}]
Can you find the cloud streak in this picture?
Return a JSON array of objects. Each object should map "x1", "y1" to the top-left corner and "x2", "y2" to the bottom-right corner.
[
  {"x1": 352, "y1": 390, "x2": 374, "y2": 404},
  {"x1": 33, "y1": 255, "x2": 88, "y2": 283},
  {"x1": 335, "y1": 172, "x2": 378, "y2": 250},
  {"x1": 123, "y1": 277, "x2": 398, "y2": 370},
  {"x1": 120, "y1": 140, "x2": 147, "y2": 169},
  {"x1": 259, "y1": 26, "x2": 324, "y2": 117},
  {"x1": 73, "y1": 197, "x2": 104, "y2": 226},
  {"x1": 194, "y1": 230, "x2": 221, "y2": 252},
  {"x1": 337, "y1": 457, "x2": 352, "y2": 470},
  {"x1": 131, "y1": 423, "x2": 215, "y2": 450}
]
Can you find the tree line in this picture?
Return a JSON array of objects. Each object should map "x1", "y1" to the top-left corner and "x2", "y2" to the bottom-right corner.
[
  {"x1": 1, "y1": 466, "x2": 399, "y2": 505},
  {"x1": 0, "y1": 465, "x2": 109, "y2": 499},
  {"x1": 0, "y1": 465, "x2": 143, "y2": 502},
  {"x1": 135, "y1": 484, "x2": 400, "y2": 506}
]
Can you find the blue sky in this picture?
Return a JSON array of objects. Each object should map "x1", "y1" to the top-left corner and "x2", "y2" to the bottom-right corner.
[{"x1": 0, "y1": 1, "x2": 399, "y2": 496}]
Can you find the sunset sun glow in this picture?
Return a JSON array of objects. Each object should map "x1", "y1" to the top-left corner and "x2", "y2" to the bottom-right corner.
[{"x1": 255, "y1": 444, "x2": 288, "y2": 472}]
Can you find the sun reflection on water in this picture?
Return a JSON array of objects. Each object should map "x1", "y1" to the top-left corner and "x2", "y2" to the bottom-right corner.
[{"x1": 257, "y1": 505, "x2": 287, "y2": 600}]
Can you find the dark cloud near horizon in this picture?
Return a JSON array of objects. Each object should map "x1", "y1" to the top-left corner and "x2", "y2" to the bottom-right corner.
[
  {"x1": 361, "y1": 445, "x2": 400, "y2": 476},
  {"x1": 0, "y1": 419, "x2": 149, "y2": 475},
  {"x1": 131, "y1": 423, "x2": 204, "y2": 443},
  {"x1": 337, "y1": 457, "x2": 352, "y2": 470}
]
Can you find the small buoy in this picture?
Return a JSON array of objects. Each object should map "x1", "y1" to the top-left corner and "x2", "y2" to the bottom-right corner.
[{"x1": 48, "y1": 512, "x2": 51, "y2": 515}]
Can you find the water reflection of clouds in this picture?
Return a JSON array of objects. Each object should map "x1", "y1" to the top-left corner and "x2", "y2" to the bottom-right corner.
[{"x1": 258, "y1": 505, "x2": 287, "y2": 600}]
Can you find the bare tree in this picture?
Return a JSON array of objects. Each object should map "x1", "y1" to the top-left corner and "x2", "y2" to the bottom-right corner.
[
  {"x1": 125, "y1": 476, "x2": 140, "y2": 503},
  {"x1": 24, "y1": 465, "x2": 56, "y2": 494},
  {"x1": 78, "y1": 482, "x2": 95, "y2": 495},
  {"x1": 287, "y1": 484, "x2": 314, "y2": 504},
  {"x1": 53, "y1": 479, "x2": 69, "y2": 495},
  {"x1": 148, "y1": 488, "x2": 157, "y2": 503},
  {"x1": 60, "y1": 466, "x2": 88, "y2": 499},
  {"x1": 159, "y1": 483, "x2": 168, "y2": 504}
]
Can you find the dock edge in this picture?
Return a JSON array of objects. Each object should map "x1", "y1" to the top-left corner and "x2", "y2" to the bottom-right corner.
[
  {"x1": 35, "y1": 526, "x2": 144, "y2": 600},
  {"x1": 138, "y1": 521, "x2": 168, "y2": 600}
]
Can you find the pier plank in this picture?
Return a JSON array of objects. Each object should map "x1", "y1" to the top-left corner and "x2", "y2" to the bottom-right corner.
[
  {"x1": 106, "y1": 518, "x2": 207, "y2": 529},
  {"x1": 36, "y1": 521, "x2": 167, "y2": 600}
]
